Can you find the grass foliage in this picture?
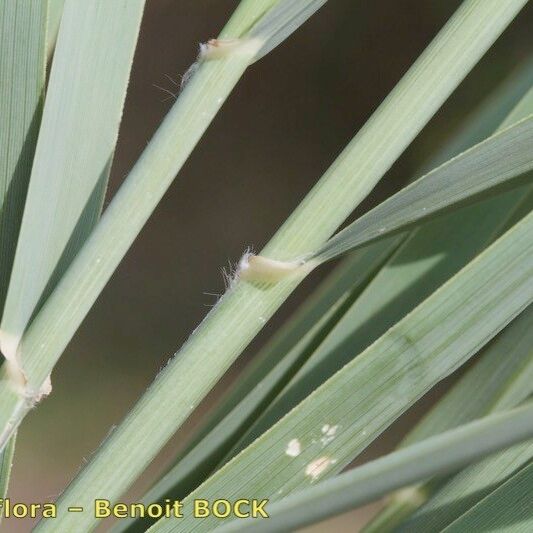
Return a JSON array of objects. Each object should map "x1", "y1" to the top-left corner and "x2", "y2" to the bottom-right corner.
[{"x1": 0, "y1": 1, "x2": 531, "y2": 532}]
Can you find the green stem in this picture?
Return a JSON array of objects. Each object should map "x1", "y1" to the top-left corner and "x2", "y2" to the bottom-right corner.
[
  {"x1": 0, "y1": 1, "x2": 268, "y2": 445},
  {"x1": 27, "y1": 2, "x2": 527, "y2": 531}
]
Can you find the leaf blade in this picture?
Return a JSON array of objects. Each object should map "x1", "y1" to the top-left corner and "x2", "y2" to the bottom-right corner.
[
  {"x1": 0, "y1": 0, "x2": 146, "y2": 357},
  {"x1": 134, "y1": 58, "x2": 533, "y2": 519},
  {"x1": 217, "y1": 403, "x2": 533, "y2": 533},
  {"x1": 443, "y1": 461, "x2": 533, "y2": 532},
  {"x1": 314, "y1": 115, "x2": 533, "y2": 263},
  {"x1": 0, "y1": 0, "x2": 47, "y2": 312},
  {"x1": 365, "y1": 306, "x2": 533, "y2": 532},
  {"x1": 148, "y1": 210, "x2": 533, "y2": 533}
]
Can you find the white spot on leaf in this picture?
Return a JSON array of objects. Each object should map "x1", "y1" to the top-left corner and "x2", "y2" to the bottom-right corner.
[
  {"x1": 305, "y1": 456, "x2": 335, "y2": 481},
  {"x1": 320, "y1": 424, "x2": 339, "y2": 446},
  {"x1": 286, "y1": 438, "x2": 301, "y2": 457}
]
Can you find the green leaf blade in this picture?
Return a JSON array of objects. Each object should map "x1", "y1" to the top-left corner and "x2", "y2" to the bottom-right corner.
[
  {"x1": 147, "y1": 210, "x2": 533, "y2": 533},
  {"x1": 364, "y1": 307, "x2": 533, "y2": 532},
  {"x1": 0, "y1": 0, "x2": 146, "y2": 356},
  {"x1": 26, "y1": 5, "x2": 529, "y2": 530},
  {"x1": 217, "y1": 403, "x2": 533, "y2": 533},
  {"x1": 0, "y1": 0, "x2": 47, "y2": 312},
  {"x1": 398, "y1": 440, "x2": 533, "y2": 532},
  {"x1": 443, "y1": 461, "x2": 533, "y2": 532},
  {"x1": 314, "y1": 115, "x2": 533, "y2": 263}
]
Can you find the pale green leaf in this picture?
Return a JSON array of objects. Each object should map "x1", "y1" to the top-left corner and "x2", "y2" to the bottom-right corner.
[
  {"x1": 147, "y1": 209, "x2": 533, "y2": 533},
  {"x1": 443, "y1": 461, "x2": 533, "y2": 532},
  {"x1": 218, "y1": 403, "x2": 533, "y2": 533},
  {"x1": 319, "y1": 74, "x2": 533, "y2": 271},
  {"x1": 398, "y1": 440, "x2": 533, "y2": 531},
  {"x1": 25, "y1": 4, "x2": 529, "y2": 530},
  {"x1": 0, "y1": 0, "x2": 146, "y2": 358},
  {"x1": 365, "y1": 306, "x2": 533, "y2": 532},
  {"x1": 0, "y1": 0, "x2": 47, "y2": 312},
  {"x1": 405, "y1": 307, "x2": 533, "y2": 446},
  {"x1": 313, "y1": 115, "x2": 533, "y2": 263}
]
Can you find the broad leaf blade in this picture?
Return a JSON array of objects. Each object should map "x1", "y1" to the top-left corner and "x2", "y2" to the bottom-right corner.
[
  {"x1": 398, "y1": 440, "x2": 533, "y2": 531},
  {"x1": 405, "y1": 307, "x2": 533, "y2": 446},
  {"x1": 365, "y1": 306, "x2": 533, "y2": 532}
]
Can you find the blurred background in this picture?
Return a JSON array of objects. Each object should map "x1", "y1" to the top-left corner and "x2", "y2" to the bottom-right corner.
[{"x1": 5, "y1": 0, "x2": 532, "y2": 531}]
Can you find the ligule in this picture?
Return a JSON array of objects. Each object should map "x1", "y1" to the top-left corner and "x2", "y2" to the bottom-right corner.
[
  {"x1": 238, "y1": 254, "x2": 317, "y2": 284},
  {"x1": 199, "y1": 38, "x2": 263, "y2": 61}
]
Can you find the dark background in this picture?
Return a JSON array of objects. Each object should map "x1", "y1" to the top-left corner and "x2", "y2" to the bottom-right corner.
[{"x1": 5, "y1": 1, "x2": 532, "y2": 531}]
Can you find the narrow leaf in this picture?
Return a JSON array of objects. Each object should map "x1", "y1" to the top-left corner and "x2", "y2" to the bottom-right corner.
[
  {"x1": 398, "y1": 440, "x2": 533, "y2": 531},
  {"x1": 443, "y1": 461, "x2": 533, "y2": 532},
  {"x1": 0, "y1": 0, "x2": 47, "y2": 312},
  {"x1": 218, "y1": 403, "x2": 533, "y2": 533},
  {"x1": 147, "y1": 210, "x2": 533, "y2": 533},
  {"x1": 313, "y1": 115, "x2": 533, "y2": 263},
  {"x1": 15, "y1": 3, "x2": 525, "y2": 530},
  {"x1": 0, "y1": 0, "x2": 146, "y2": 361},
  {"x1": 365, "y1": 306, "x2": 533, "y2": 532}
]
